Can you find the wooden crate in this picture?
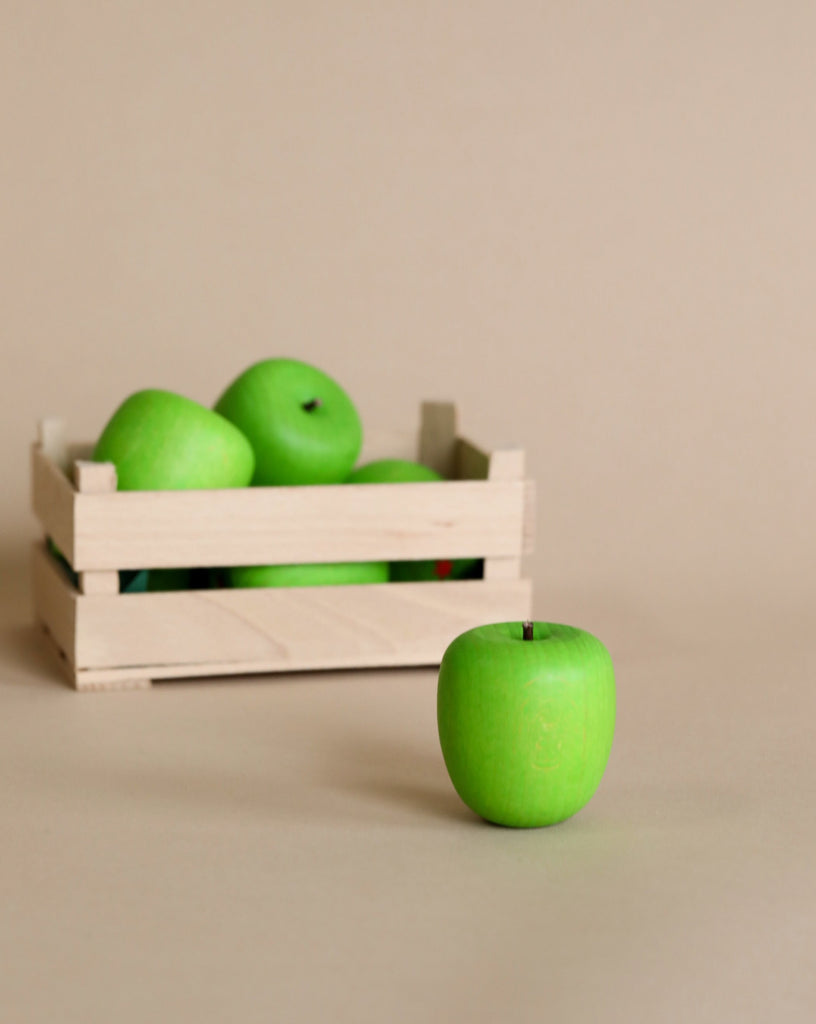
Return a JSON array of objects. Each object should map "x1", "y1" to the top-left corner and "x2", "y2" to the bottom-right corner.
[{"x1": 30, "y1": 402, "x2": 535, "y2": 691}]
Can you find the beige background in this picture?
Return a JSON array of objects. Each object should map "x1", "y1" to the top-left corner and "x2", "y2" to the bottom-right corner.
[{"x1": 1, "y1": 2, "x2": 814, "y2": 1021}]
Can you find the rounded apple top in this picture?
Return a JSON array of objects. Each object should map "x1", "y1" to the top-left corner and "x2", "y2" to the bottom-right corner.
[
  {"x1": 439, "y1": 621, "x2": 615, "y2": 685},
  {"x1": 92, "y1": 389, "x2": 255, "y2": 491},
  {"x1": 451, "y1": 621, "x2": 598, "y2": 648},
  {"x1": 346, "y1": 459, "x2": 442, "y2": 484},
  {"x1": 214, "y1": 358, "x2": 363, "y2": 486}
]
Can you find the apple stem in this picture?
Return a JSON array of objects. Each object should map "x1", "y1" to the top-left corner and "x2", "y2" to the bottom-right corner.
[
  {"x1": 522, "y1": 620, "x2": 534, "y2": 641},
  {"x1": 302, "y1": 398, "x2": 322, "y2": 412}
]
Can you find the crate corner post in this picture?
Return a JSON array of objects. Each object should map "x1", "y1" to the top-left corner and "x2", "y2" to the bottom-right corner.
[{"x1": 72, "y1": 459, "x2": 120, "y2": 595}]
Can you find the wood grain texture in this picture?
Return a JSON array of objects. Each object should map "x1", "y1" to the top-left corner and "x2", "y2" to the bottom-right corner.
[
  {"x1": 483, "y1": 442, "x2": 527, "y2": 580},
  {"x1": 70, "y1": 479, "x2": 527, "y2": 571},
  {"x1": 35, "y1": 623, "x2": 76, "y2": 688},
  {"x1": 71, "y1": 578, "x2": 533, "y2": 680},
  {"x1": 73, "y1": 459, "x2": 117, "y2": 494},
  {"x1": 31, "y1": 542, "x2": 76, "y2": 664},
  {"x1": 31, "y1": 407, "x2": 536, "y2": 688},
  {"x1": 73, "y1": 458, "x2": 120, "y2": 594},
  {"x1": 30, "y1": 443, "x2": 76, "y2": 563},
  {"x1": 78, "y1": 572, "x2": 120, "y2": 596},
  {"x1": 483, "y1": 558, "x2": 521, "y2": 581}
]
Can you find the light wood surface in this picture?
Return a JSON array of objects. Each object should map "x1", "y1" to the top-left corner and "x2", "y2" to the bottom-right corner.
[
  {"x1": 67, "y1": 478, "x2": 527, "y2": 570},
  {"x1": 30, "y1": 443, "x2": 75, "y2": 563},
  {"x1": 483, "y1": 444, "x2": 528, "y2": 581},
  {"x1": 31, "y1": 540, "x2": 76, "y2": 664},
  {"x1": 73, "y1": 459, "x2": 120, "y2": 596},
  {"x1": 37, "y1": 417, "x2": 68, "y2": 469},
  {"x1": 30, "y1": 408, "x2": 534, "y2": 687},
  {"x1": 31, "y1": 418, "x2": 529, "y2": 573},
  {"x1": 32, "y1": 542, "x2": 532, "y2": 688}
]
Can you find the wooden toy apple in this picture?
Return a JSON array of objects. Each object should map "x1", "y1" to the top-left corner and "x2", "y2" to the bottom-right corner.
[
  {"x1": 215, "y1": 358, "x2": 363, "y2": 485},
  {"x1": 346, "y1": 458, "x2": 441, "y2": 485},
  {"x1": 93, "y1": 389, "x2": 255, "y2": 491},
  {"x1": 229, "y1": 561, "x2": 388, "y2": 588},
  {"x1": 346, "y1": 458, "x2": 479, "y2": 582},
  {"x1": 437, "y1": 621, "x2": 615, "y2": 827}
]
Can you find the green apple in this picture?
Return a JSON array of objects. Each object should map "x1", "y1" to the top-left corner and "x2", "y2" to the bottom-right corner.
[
  {"x1": 93, "y1": 389, "x2": 255, "y2": 491},
  {"x1": 437, "y1": 621, "x2": 615, "y2": 827},
  {"x1": 215, "y1": 359, "x2": 363, "y2": 485},
  {"x1": 346, "y1": 458, "x2": 441, "y2": 485},
  {"x1": 346, "y1": 458, "x2": 479, "y2": 582},
  {"x1": 228, "y1": 560, "x2": 389, "y2": 588}
]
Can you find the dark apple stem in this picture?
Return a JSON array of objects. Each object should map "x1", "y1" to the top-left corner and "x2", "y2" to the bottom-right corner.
[
  {"x1": 302, "y1": 398, "x2": 322, "y2": 412},
  {"x1": 522, "y1": 620, "x2": 534, "y2": 641}
]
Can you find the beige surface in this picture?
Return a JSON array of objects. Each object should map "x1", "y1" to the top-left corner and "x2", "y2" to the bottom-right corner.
[{"x1": 1, "y1": 2, "x2": 814, "y2": 1021}]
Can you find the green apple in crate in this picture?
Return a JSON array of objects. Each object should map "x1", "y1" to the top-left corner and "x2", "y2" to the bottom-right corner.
[
  {"x1": 346, "y1": 458, "x2": 440, "y2": 486},
  {"x1": 437, "y1": 622, "x2": 615, "y2": 827},
  {"x1": 93, "y1": 389, "x2": 255, "y2": 490},
  {"x1": 346, "y1": 458, "x2": 479, "y2": 582},
  {"x1": 215, "y1": 358, "x2": 363, "y2": 486},
  {"x1": 229, "y1": 561, "x2": 388, "y2": 588}
]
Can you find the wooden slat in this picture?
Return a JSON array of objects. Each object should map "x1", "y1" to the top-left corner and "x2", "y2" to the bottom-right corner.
[
  {"x1": 36, "y1": 622, "x2": 76, "y2": 687},
  {"x1": 38, "y1": 418, "x2": 68, "y2": 469},
  {"x1": 455, "y1": 436, "x2": 490, "y2": 481},
  {"x1": 31, "y1": 406, "x2": 536, "y2": 691},
  {"x1": 419, "y1": 402, "x2": 458, "y2": 478},
  {"x1": 73, "y1": 577, "x2": 533, "y2": 677},
  {"x1": 455, "y1": 437, "x2": 525, "y2": 482},
  {"x1": 483, "y1": 442, "x2": 527, "y2": 579},
  {"x1": 79, "y1": 572, "x2": 120, "y2": 596},
  {"x1": 73, "y1": 459, "x2": 117, "y2": 494},
  {"x1": 485, "y1": 482, "x2": 535, "y2": 578},
  {"x1": 36, "y1": 626, "x2": 150, "y2": 691},
  {"x1": 73, "y1": 459, "x2": 120, "y2": 595},
  {"x1": 71, "y1": 479, "x2": 527, "y2": 571},
  {"x1": 31, "y1": 542, "x2": 77, "y2": 664},
  {"x1": 483, "y1": 559, "x2": 521, "y2": 581},
  {"x1": 30, "y1": 444, "x2": 76, "y2": 563}
]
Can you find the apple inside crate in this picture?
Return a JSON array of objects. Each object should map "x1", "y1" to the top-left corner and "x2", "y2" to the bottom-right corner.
[{"x1": 31, "y1": 403, "x2": 535, "y2": 691}]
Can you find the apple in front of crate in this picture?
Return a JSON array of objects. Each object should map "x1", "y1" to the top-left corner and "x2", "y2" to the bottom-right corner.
[
  {"x1": 229, "y1": 561, "x2": 389, "y2": 588},
  {"x1": 93, "y1": 390, "x2": 255, "y2": 491},
  {"x1": 437, "y1": 621, "x2": 616, "y2": 827},
  {"x1": 215, "y1": 358, "x2": 363, "y2": 486},
  {"x1": 346, "y1": 458, "x2": 479, "y2": 582}
]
